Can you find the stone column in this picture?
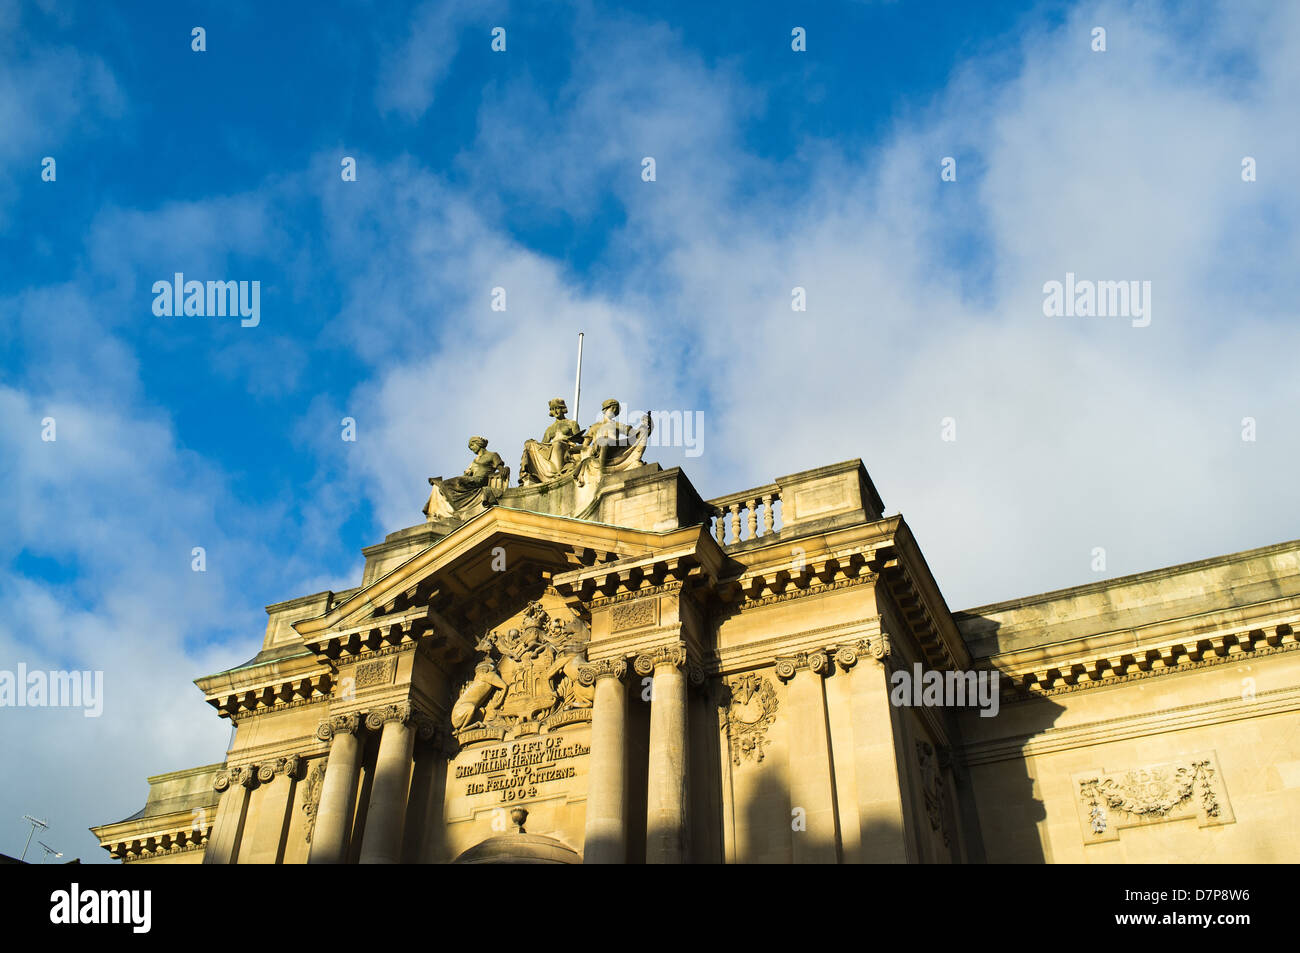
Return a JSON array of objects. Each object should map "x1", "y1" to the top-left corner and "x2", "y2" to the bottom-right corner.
[
  {"x1": 838, "y1": 635, "x2": 911, "y2": 863},
  {"x1": 358, "y1": 703, "x2": 417, "y2": 864},
  {"x1": 581, "y1": 658, "x2": 628, "y2": 863},
  {"x1": 240, "y1": 756, "x2": 303, "y2": 864},
  {"x1": 204, "y1": 765, "x2": 255, "y2": 864},
  {"x1": 400, "y1": 717, "x2": 442, "y2": 864},
  {"x1": 637, "y1": 643, "x2": 690, "y2": 864},
  {"x1": 776, "y1": 650, "x2": 840, "y2": 863},
  {"x1": 308, "y1": 714, "x2": 364, "y2": 865}
]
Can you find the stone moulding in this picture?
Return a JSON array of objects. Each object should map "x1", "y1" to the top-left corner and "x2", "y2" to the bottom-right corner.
[
  {"x1": 1072, "y1": 750, "x2": 1234, "y2": 844},
  {"x1": 998, "y1": 623, "x2": 1300, "y2": 700}
]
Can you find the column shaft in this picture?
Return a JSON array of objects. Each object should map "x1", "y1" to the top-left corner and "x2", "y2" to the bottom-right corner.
[
  {"x1": 241, "y1": 766, "x2": 296, "y2": 864},
  {"x1": 784, "y1": 661, "x2": 840, "y2": 863},
  {"x1": 309, "y1": 727, "x2": 363, "y2": 864},
  {"x1": 848, "y1": 648, "x2": 910, "y2": 863},
  {"x1": 203, "y1": 771, "x2": 252, "y2": 865},
  {"x1": 358, "y1": 714, "x2": 415, "y2": 864},
  {"x1": 583, "y1": 668, "x2": 628, "y2": 863},
  {"x1": 645, "y1": 661, "x2": 689, "y2": 864}
]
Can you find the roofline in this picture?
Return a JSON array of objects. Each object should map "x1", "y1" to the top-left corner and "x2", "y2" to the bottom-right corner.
[{"x1": 956, "y1": 536, "x2": 1300, "y2": 618}]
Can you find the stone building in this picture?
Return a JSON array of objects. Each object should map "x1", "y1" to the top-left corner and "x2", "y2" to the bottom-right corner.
[{"x1": 91, "y1": 404, "x2": 1300, "y2": 863}]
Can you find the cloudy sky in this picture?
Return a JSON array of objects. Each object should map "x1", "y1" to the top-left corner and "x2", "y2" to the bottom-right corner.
[{"x1": 2, "y1": 0, "x2": 1297, "y2": 862}]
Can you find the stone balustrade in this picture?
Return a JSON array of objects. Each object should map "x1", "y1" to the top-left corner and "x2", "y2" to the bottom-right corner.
[{"x1": 707, "y1": 485, "x2": 782, "y2": 545}]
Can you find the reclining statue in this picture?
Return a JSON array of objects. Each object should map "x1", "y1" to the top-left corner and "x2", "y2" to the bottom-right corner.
[{"x1": 424, "y1": 436, "x2": 510, "y2": 520}]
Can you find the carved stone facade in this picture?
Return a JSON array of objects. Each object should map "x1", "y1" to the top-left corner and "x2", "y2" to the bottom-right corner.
[{"x1": 92, "y1": 452, "x2": 1300, "y2": 864}]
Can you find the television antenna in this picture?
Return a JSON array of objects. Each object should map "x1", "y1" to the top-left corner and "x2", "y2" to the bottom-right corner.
[
  {"x1": 19, "y1": 815, "x2": 47, "y2": 862},
  {"x1": 37, "y1": 841, "x2": 63, "y2": 864}
]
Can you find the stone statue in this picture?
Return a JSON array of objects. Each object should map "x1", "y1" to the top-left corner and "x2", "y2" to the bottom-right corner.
[
  {"x1": 518, "y1": 398, "x2": 582, "y2": 486},
  {"x1": 574, "y1": 399, "x2": 653, "y2": 487},
  {"x1": 424, "y1": 436, "x2": 510, "y2": 520},
  {"x1": 549, "y1": 642, "x2": 594, "y2": 710},
  {"x1": 450, "y1": 660, "x2": 508, "y2": 731}
]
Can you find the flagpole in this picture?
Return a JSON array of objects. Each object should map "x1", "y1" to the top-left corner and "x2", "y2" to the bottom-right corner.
[{"x1": 573, "y1": 331, "x2": 584, "y2": 423}]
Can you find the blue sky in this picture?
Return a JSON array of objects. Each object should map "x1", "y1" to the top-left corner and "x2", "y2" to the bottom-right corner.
[{"x1": 2, "y1": 0, "x2": 1298, "y2": 861}]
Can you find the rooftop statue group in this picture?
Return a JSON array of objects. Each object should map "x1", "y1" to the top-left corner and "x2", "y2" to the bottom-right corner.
[{"x1": 423, "y1": 398, "x2": 653, "y2": 521}]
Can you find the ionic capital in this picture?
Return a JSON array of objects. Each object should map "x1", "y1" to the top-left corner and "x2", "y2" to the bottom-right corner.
[
  {"x1": 214, "y1": 765, "x2": 257, "y2": 792},
  {"x1": 577, "y1": 657, "x2": 628, "y2": 685},
  {"x1": 633, "y1": 642, "x2": 688, "y2": 677},
  {"x1": 833, "y1": 634, "x2": 892, "y2": 671},
  {"x1": 365, "y1": 701, "x2": 415, "y2": 732},
  {"x1": 774, "y1": 650, "x2": 831, "y2": 682},
  {"x1": 316, "y1": 711, "x2": 362, "y2": 742},
  {"x1": 412, "y1": 709, "x2": 440, "y2": 742},
  {"x1": 256, "y1": 755, "x2": 305, "y2": 784}
]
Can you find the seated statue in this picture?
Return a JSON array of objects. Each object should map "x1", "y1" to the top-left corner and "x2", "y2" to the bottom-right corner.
[
  {"x1": 574, "y1": 399, "x2": 653, "y2": 487},
  {"x1": 424, "y1": 436, "x2": 510, "y2": 520},
  {"x1": 518, "y1": 398, "x2": 582, "y2": 486}
]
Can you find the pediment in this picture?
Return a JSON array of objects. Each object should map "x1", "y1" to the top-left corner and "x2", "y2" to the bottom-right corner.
[{"x1": 291, "y1": 506, "x2": 708, "y2": 664}]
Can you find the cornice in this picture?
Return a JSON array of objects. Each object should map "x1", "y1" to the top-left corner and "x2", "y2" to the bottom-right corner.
[
  {"x1": 95, "y1": 810, "x2": 215, "y2": 863},
  {"x1": 993, "y1": 623, "x2": 1300, "y2": 699}
]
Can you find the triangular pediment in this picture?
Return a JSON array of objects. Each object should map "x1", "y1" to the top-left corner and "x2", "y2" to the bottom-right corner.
[{"x1": 291, "y1": 505, "x2": 711, "y2": 664}]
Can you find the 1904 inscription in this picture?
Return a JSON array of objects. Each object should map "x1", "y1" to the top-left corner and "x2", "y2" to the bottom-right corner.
[{"x1": 456, "y1": 735, "x2": 590, "y2": 802}]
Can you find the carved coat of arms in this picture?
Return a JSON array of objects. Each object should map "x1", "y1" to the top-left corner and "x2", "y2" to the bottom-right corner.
[{"x1": 451, "y1": 601, "x2": 593, "y2": 741}]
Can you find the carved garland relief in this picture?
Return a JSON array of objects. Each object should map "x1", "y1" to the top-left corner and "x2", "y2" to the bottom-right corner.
[
  {"x1": 1072, "y1": 751, "x2": 1235, "y2": 844},
  {"x1": 720, "y1": 673, "x2": 779, "y2": 765}
]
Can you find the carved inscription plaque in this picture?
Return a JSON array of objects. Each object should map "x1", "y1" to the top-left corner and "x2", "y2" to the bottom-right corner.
[{"x1": 454, "y1": 733, "x2": 590, "y2": 805}]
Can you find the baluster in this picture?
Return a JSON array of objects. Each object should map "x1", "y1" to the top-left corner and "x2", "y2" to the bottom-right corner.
[
  {"x1": 761, "y1": 495, "x2": 774, "y2": 535},
  {"x1": 714, "y1": 512, "x2": 727, "y2": 545},
  {"x1": 729, "y1": 503, "x2": 742, "y2": 544},
  {"x1": 746, "y1": 499, "x2": 758, "y2": 540}
]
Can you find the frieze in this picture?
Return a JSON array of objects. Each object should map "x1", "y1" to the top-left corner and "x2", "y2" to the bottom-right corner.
[
  {"x1": 354, "y1": 657, "x2": 398, "y2": 689},
  {"x1": 610, "y1": 599, "x2": 658, "y2": 632},
  {"x1": 1072, "y1": 751, "x2": 1235, "y2": 844}
]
